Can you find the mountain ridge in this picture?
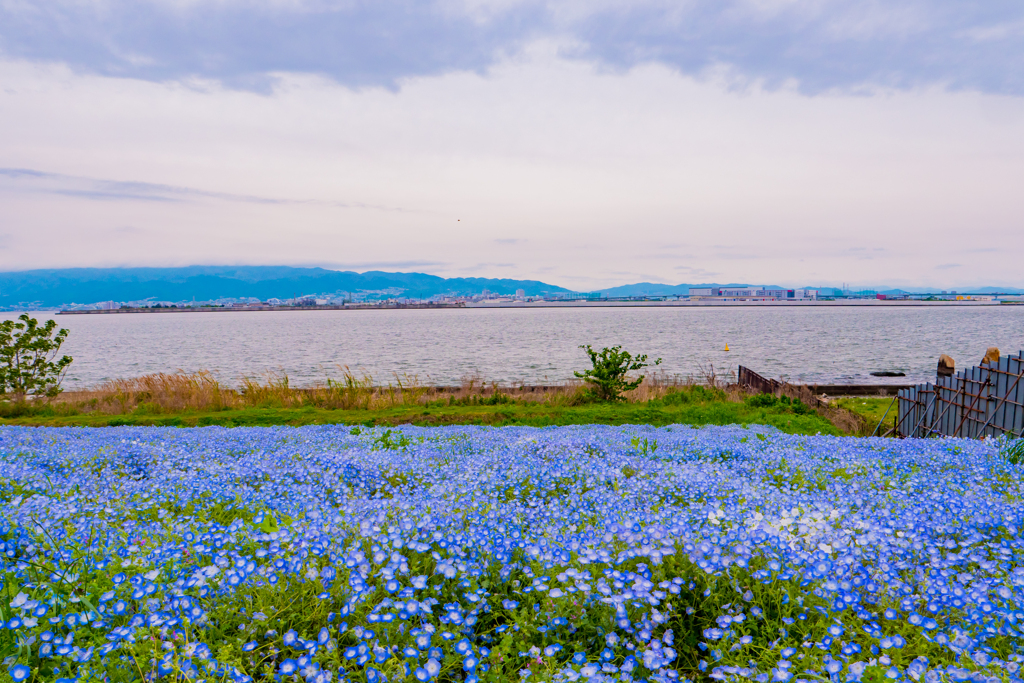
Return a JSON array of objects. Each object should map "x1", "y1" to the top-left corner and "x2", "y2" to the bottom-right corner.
[
  {"x1": 0, "y1": 266, "x2": 571, "y2": 308},
  {"x1": 1, "y1": 266, "x2": 1020, "y2": 308}
]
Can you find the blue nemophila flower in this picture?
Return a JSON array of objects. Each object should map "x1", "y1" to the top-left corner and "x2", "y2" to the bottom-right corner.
[
  {"x1": 1, "y1": 424, "x2": 1021, "y2": 680},
  {"x1": 772, "y1": 667, "x2": 793, "y2": 681},
  {"x1": 9, "y1": 664, "x2": 31, "y2": 682},
  {"x1": 425, "y1": 658, "x2": 441, "y2": 678}
]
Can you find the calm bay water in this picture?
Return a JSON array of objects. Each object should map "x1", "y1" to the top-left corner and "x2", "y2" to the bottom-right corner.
[{"x1": 13, "y1": 306, "x2": 1024, "y2": 389}]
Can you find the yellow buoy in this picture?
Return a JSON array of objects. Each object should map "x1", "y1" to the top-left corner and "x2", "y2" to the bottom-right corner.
[{"x1": 724, "y1": 343, "x2": 730, "y2": 351}]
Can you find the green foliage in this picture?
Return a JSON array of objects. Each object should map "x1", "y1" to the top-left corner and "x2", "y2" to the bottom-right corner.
[
  {"x1": 574, "y1": 345, "x2": 661, "y2": 402},
  {"x1": 0, "y1": 402, "x2": 843, "y2": 434},
  {"x1": 0, "y1": 314, "x2": 73, "y2": 397},
  {"x1": 1002, "y1": 438, "x2": 1024, "y2": 465},
  {"x1": 371, "y1": 428, "x2": 412, "y2": 450},
  {"x1": 630, "y1": 436, "x2": 658, "y2": 456},
  {"x1": 745, "y1": 393, "x2": 779, "y2": 408},
  {"x1": 745, "y1": 393, "x2": 812, "y2": 415}
]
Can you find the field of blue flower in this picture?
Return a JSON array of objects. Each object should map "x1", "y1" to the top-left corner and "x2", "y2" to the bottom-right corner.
[{"x1": 1, "y1": 424, "x2": 1022, "y2": 683}]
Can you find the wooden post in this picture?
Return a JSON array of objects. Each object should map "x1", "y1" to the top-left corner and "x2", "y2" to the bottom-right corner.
[{"x1": 937, "y1": 354, "x2": 955, "y2": 383}]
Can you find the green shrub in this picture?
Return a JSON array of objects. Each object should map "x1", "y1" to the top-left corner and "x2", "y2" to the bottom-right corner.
[
  {"x1": 745, "y1": 393, "x2": 779, "y2": 408},
  {"x1": 690, "y1": 385, "x2": 726, "y2": 402},
  {"x1": 745, "y1": 393, "x2": 812, "y2": 415},
  {"x1": 574, "y1": 345, "x2": 661, "y2": 402},
  {"x1": 1003, "y1": 438, "x2": 1024, "y2": 465},
  {"x1": 662, "y1": 389, "x2": 691, "y2": 405},
  {"x1": 0, "y1": 314, "x2": 73, "y2": 397}
]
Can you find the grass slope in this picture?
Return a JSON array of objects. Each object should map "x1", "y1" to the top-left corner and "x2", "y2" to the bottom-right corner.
[{"x1": 835, "y1": 397, "x2": 898, "y2": 434}]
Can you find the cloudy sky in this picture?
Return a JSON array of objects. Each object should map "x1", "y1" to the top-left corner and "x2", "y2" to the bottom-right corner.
[{"x1": 2, "y1": 0, "x2": 1023, "y2": 290}]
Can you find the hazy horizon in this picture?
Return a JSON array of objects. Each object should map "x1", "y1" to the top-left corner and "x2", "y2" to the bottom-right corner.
[{"x1": 0, "y1": 265, "x2": 1019, "y2": 305}]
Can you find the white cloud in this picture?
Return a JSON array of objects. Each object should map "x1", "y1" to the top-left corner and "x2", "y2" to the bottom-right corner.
[{"x1": 1, "y1": 51, "x2": 1022, "y2": 289}]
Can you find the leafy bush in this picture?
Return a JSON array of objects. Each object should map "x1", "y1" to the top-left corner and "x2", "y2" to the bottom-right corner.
[
  {"x1": 745, "y1": 393, "x2": 779, "y2": 408},
  {"x1": 0, "y1": 314, "x2": 73, "y2": 397},
  {"x1": 745, "y1": 393, "x2": 813, "y2": 415},
  {"x1": 574, "y1": 345, "x2": 661, "y2": 402},
  {"x1": 1002, "y1": 437, "x2": 1024, "y2": 465}
]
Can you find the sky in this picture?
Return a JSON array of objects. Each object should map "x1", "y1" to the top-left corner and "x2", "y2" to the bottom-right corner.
[{"x1": 2, "y1": 0, "x2": 1023, "y2": 291}]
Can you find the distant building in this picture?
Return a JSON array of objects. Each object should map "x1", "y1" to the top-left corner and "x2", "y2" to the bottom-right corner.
[
  {"x1": 689, "y1": 287, "x2": 816, "y2": 301},
  {"x1": 515, "y1": 289, "x2": 526, "y2": 300},
  {"x1": 97, "y1": 301, "x2": 119, "y2": 310}
]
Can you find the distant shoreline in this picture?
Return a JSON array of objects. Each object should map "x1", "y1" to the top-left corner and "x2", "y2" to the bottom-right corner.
[
  {"x1": 55, "y1": 299, "x2": 1014, "y2": 314},
  {"x1": 56, "y1": 302, "x2": 467, "y2": 314}
]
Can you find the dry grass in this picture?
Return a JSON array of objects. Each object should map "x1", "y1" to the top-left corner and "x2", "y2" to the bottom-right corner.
[
  {"x1": 55, "y1": 371, "x2": 235, "y2": 414},
  {"x1": 36, "y1": 366, "x2": 867, "y2": 434},
  {"x1": 43, "y1": 368, "x2": 717, "y2": 416}
]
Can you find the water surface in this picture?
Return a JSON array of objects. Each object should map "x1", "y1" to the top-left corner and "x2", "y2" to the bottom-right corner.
[{"x1": 13, "y1": 306, "x2": 1024, "y2": 388}]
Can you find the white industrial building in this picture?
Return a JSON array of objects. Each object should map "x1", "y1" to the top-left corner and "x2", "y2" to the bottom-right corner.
[{"x1": 689, "y1": 287, "x2": 818, "y2": 300}]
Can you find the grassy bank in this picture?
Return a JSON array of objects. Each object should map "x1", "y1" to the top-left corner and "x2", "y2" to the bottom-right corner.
[
  {"x1": 0, "y1": 400, "x2": 842, "y2": 433},
  {"x1": 0, "y1": 377, "x2": 863, "y2": 434},
  {"x1": 0, "y1": 371, "x2": 875, "y2": 435}
]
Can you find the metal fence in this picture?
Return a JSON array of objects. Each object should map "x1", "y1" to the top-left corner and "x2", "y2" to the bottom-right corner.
[{"x1": 896, "y1": 351, "x2": 1024, "y2": 438}]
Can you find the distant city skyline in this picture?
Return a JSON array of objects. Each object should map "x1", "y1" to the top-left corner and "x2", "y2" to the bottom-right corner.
[
  {"x1": 2, "y1": 1, "x2": 1022, "y2": 289},
  {"x1": 0, "y1": 266, "x2": 1021, "y2": 310}
]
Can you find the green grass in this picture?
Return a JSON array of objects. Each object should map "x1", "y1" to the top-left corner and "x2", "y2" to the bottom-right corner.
[
  {"x1": 0, "y1": 400, "x2": 841, "y2": 435},
  {"x1": 836, "y1": 396, "x2": 898, "y2": 433}
]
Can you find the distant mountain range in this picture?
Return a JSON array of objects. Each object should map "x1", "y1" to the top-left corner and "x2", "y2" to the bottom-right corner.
[
  {"x1": 0, "y1": 266, "x2": 1020, "y2": 308},
  {"x1": 0, "y1": 266, "x2": 571, "y2": 308}
]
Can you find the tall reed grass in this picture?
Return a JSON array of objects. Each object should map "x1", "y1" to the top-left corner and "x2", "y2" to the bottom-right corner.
[{"x1": 35, "y1": 368, "x2": 715, "y2": 415}]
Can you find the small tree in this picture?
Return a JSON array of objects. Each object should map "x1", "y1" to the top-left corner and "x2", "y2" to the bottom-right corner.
[
  {"x1": 574, "y1": 345, "x2": 661, "y2": 402},
  {"x1": 0, "y1": 314, "x2": 73, "y2": 397}
]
